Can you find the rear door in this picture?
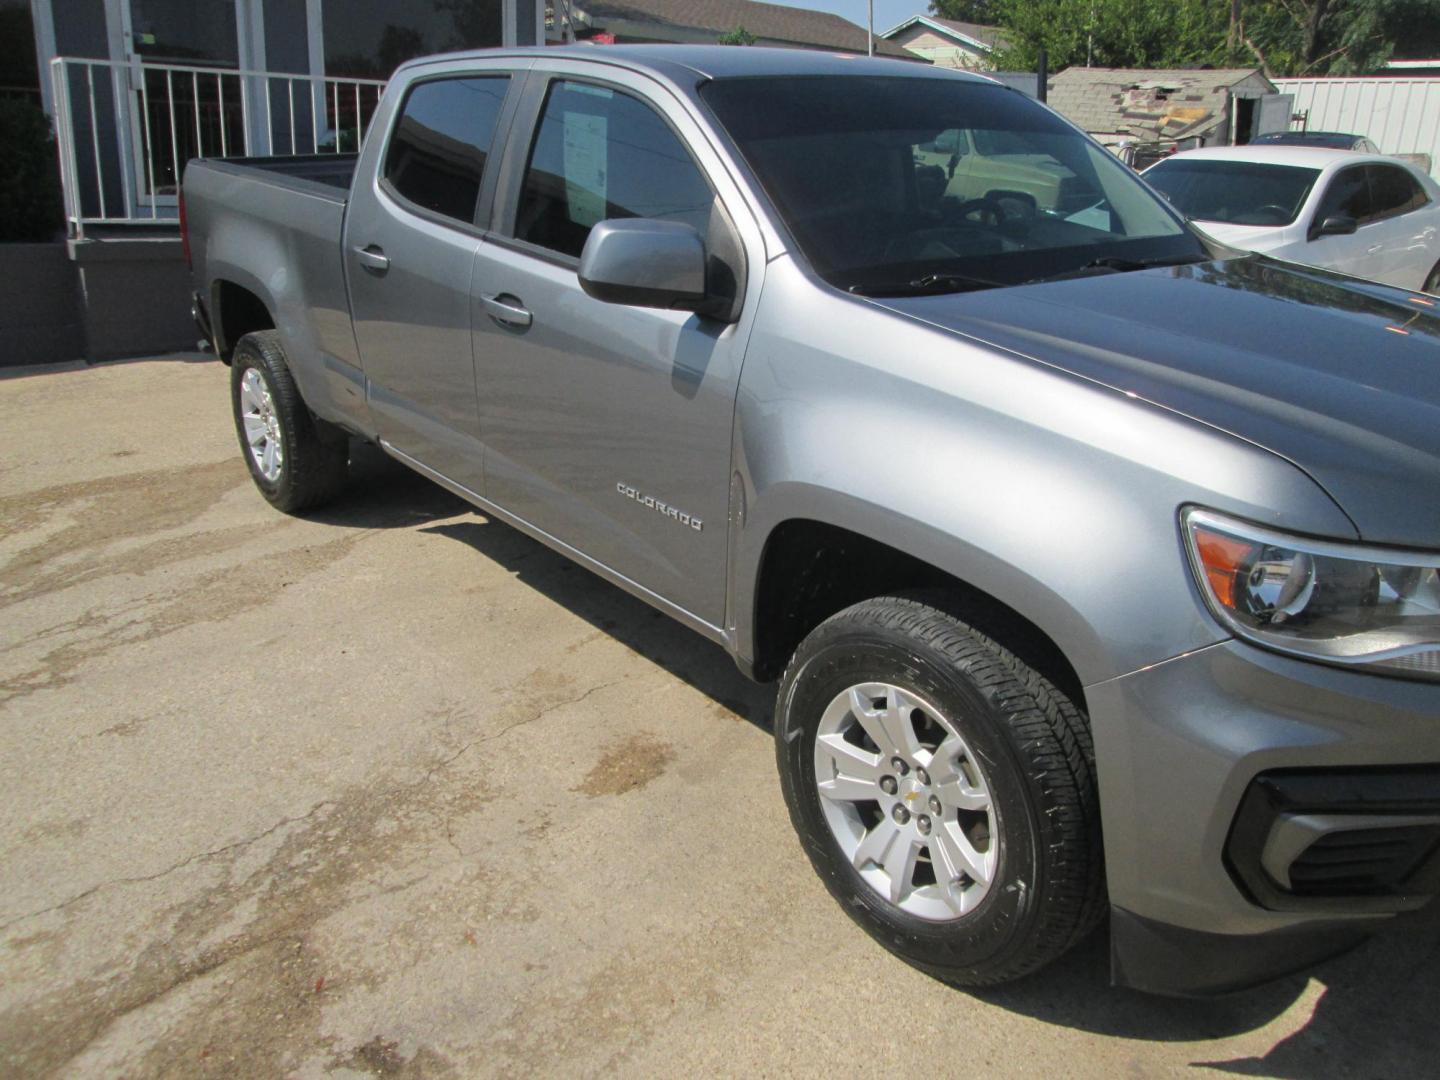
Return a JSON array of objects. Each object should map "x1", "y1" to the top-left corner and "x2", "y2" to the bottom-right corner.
[
  {"x1": 469, "y1": 64, "x2": 762, "y2": 631},
  {"x1": 344, "y1": 63, "x2": 521, "y2": 489},
  {"x1": 1363, "y1": 163, "x2": 1437, "y2": 289}
]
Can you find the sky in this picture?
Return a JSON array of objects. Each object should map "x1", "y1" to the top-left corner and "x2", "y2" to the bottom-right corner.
[{"x1": 765, "y1": 0, "x2": 934, "y2": 39}]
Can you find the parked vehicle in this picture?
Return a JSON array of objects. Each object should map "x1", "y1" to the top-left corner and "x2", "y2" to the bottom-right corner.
[
  {"x1": 1251, "y1": 130, "x2": 1380, "y2": 153},
  {"x1": 183, "y1": 48, "x2": 1440, "y2": 997},
  {"x1": 1143, "y1": 145, "x2": 1440, "y2": 293}
]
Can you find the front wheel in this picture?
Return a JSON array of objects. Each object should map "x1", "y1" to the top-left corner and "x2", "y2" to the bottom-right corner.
[
  {"x1": 230, "y1": 330, "x2": 348, "y2": 514},
  {"x1": 775, "y1": 594, "x2": 1105, "y2": 987}
]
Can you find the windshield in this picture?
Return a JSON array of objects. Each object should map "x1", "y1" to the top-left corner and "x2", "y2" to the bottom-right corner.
[
  {"x1": 698, "y1": 75, "x2": 1205, "y2": 295},
  {"x1": 1144, "y1": 159, "x2": 1320, "y2": 226}
]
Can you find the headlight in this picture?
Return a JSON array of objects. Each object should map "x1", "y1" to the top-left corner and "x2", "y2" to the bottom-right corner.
[{"x1": 1183, "y1": 508, "x2": 1440, "y2": 680}]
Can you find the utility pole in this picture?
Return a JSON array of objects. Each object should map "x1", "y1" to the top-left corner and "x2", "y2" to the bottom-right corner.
[{"x1": 867, "y1": 0, "x2": 874, "y2": 56}]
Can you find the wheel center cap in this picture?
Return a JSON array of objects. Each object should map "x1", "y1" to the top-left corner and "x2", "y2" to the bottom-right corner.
[{"x1": 899, "y1": 776, "x2": 927, "y2": 807}]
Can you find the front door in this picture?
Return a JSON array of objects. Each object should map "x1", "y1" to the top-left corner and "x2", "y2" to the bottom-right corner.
[
  {"x1": 345, "y1": 69, "x2": 516, "y2": 488},
  {"x1": 471, "y1": 68, "x2": 760, "y2": 628},
  {"x1": 1305, "y1": 164, "x2": 1380, "y2": 279}
]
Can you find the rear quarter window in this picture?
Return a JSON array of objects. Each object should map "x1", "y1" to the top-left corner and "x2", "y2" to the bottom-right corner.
[{"x1": 1367, "y1": 164, "x2": 1430, "y2": 221}]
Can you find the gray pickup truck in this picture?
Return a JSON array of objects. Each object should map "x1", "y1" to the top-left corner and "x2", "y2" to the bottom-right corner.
[{"x1": 182, "y1": 45, "x2": 1440, "y2": 996}]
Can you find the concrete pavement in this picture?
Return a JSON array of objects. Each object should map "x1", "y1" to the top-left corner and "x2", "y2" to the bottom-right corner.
[{"x1": 2, "y1": 356, "x2": 1438, "y2": 1078}]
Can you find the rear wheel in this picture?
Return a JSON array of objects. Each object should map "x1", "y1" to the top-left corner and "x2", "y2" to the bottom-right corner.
[
  {"x1": 775, "y1": 593, "x2": 1104, "y2": 986},
  {"x1": 230, "y1": 330, "x2": 348, "y2": 513}
]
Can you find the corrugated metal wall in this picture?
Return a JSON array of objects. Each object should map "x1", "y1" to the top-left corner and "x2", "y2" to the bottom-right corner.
[{"x1": 1273, "y1": 78, "x2": 1440, "y2": 176}]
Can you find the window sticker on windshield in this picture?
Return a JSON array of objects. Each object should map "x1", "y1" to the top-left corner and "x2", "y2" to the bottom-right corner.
[{"x1": 563, "y1": 110, "x2": 608, "y2": 228}]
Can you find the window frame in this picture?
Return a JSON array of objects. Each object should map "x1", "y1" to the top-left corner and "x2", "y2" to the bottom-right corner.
[
  {"x1": 374, "y1": 70, "x2": 521, "y2": 238},
  {"x1": 489, "y1": 71, "x2": 728, "y2": 271},
  {"x1": 1311, "y1": 163, "x2": 1375, "y2": 233}
]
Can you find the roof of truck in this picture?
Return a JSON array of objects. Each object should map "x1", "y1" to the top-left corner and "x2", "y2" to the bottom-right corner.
[{"x1": 398, "y1": 43, "x2": 997, "y2": 84}]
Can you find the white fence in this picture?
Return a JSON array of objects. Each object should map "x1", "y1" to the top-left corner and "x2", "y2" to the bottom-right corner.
[
  {"x1": 50, "y1": 57, "x2": 386, "y2": 237},
  {"x1": 1273, "y1": 77, "x2": 1440, "y2": 176}
]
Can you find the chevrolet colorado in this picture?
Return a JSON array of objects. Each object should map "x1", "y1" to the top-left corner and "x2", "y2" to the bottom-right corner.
[{"x1": 183, "y1": 45, "x2": 1440, "y2": 995}]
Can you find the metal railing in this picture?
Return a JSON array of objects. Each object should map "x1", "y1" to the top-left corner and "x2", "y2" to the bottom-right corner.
[{"x1": 50, "y1": 57, "x2": 386, "y2": 237}]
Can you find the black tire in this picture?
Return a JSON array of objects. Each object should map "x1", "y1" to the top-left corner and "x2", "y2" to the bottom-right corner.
[
  {"x1": 1423, "y1": 260, "x2": 1440, "y2": 297},
  {"x1": 230, "y1": 330, "x2": 348, "y2": 514},
  {"x1": 775, "y1": 593, "x2": 1104, "y2": 987}
]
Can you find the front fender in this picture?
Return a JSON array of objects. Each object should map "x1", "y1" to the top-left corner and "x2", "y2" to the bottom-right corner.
[{"x1": 727, "y1": 256, "x2": 1356, "y2": 688}]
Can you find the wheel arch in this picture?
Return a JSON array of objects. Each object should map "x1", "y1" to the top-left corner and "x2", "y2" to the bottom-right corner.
[
  {"x1": 735, "y1": 494, "x2": 1099, "y2": 712},
  {"x1": 210, "y1": 277, "x2": 276, "y2": 362}
]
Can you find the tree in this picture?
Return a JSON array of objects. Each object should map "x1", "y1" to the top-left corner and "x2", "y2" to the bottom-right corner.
[
  {"x1": 985, "y1": 0, "x2": 1439, "y2": 76},
  {"x1": 0, "y1": 101, "x2": 63, "y2": 243},
  {"x1": 718, "y1": 25, "x2": 757, "y2": 45},
  {"x1": 991, "y1": 0, "x2": 1226, "y2": 71},
  {"x1": 1237, "y1": 0, "x2": 1440, "y2": 75},
  {"x1": 929, "y1": 0, "x2": 1004, "y2": 22}
]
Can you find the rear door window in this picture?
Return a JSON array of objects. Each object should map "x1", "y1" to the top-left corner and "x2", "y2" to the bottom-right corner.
[
  {"x1": 513, "y1": 80, "x2": 715, "y2": 259},
  {"x1": 383, "y1": 75, "x2": 511, "y2": 224},
  {"x1": 1366, "y1": 164, "x2": 1430, "y2": 221}
]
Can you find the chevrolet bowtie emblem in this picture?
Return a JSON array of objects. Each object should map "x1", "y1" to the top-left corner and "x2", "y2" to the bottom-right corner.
[{"x1": 904, "y1": 791, "x2": 920, "y2": 801}]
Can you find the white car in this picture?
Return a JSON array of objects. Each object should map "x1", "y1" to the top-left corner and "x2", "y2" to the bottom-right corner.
[{"x1": 1143, "y1": 145, "x2": 1440, "y2": 294}]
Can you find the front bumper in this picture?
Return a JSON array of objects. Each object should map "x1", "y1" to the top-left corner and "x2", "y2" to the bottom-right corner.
[{"x1": 1087, "y1": 640, "x2": 1440, "y2": 995}]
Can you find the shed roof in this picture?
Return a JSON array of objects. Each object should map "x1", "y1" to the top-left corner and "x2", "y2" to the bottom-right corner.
[{"x1": 1046, "y1": 66, "x2": 1273, "y2": 143}]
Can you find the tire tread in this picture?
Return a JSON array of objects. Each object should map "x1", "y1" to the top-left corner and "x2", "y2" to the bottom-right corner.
[
  {"x1": 231, "y1": 330, "x2": 348, "y2": 513},
  {"x1": 777, "y1": 591, "x2": 1105, "y2": 987}
]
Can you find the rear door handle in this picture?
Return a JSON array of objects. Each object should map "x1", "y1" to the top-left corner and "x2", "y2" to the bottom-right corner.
[
  {"x1": 482, "y1": 294, "x2": 533, "y2": 328},
  {"x1": 353, "y1": 245, "x2": 390, "y2": 273}
]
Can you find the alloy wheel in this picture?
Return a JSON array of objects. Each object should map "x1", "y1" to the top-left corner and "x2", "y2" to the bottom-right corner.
[
  {"x1": 239, "y1": 367, "x2": 284, "y2": 483},
  {"x1": 812, "y1": 681, "x2": 997, "y2": 921}
]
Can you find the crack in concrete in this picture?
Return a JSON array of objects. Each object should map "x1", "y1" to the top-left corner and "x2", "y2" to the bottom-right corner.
[
  {"x1": 4, "y1": 677, "x2": 631, "y2": 933},
  {"x1": 0, "y1": 799, "x2": 336, "y2": 934}
]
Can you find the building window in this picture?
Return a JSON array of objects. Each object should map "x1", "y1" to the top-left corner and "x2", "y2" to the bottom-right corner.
[
  {"x1": 129, "y1": 0, "x2": 240, "y2": 66},
  {"x1": 324, "y1": 0, "x2": 502, "y2": 79}
]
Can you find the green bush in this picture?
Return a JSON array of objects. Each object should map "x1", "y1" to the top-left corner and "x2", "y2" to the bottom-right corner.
[{"x1": 0, "y1": 100, "x2": 64, "y2": 243}]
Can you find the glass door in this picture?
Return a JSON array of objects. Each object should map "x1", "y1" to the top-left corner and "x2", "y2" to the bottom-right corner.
[{"x1": 114, "y1": 0, "x2": 251, "y2": 209}]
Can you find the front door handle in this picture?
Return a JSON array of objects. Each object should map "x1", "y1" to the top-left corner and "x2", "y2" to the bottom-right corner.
[
  {"x1": 353, "y1": 245, "x2": 390, "y2": 273},
  {"x1": 482, "y1": 294, "x2": 533, "y2": 329}
]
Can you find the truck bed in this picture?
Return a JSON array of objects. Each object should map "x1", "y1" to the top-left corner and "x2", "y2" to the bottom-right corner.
[
  {"x1": 188, "y1": 153, "x2": 358, "y2": 202},
  {"x1": 184, "y1": 152, "x2": 362, "y2": 428}
]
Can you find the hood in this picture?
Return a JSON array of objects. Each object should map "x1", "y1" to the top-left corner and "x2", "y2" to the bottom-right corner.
[
  {"x1": 873, "y1": 256, "x2": 1440, "y2": 548},
  {"x1": 1189, "y1": 221, "x2": 1289, "y2": 250}
]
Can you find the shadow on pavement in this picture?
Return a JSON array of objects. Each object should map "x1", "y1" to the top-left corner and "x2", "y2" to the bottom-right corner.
[
  {"x1": 1190, "y1": 901, "x2": 1440, "y2": 1076},
  {"x1": 312, "y1": 442, "x2": 774, "y2": 733},
  {"x1": 313, "y1": 442, "x2": 1440, "y2": 1068}
]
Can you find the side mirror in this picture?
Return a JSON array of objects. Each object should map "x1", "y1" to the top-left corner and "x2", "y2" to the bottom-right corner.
[
  {"x1": 1310, "y1": 214, "x2": 1357, "y2": 240},
  {"x1": 579, "y1": 219, "x2": 716, "y2": 315}
]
